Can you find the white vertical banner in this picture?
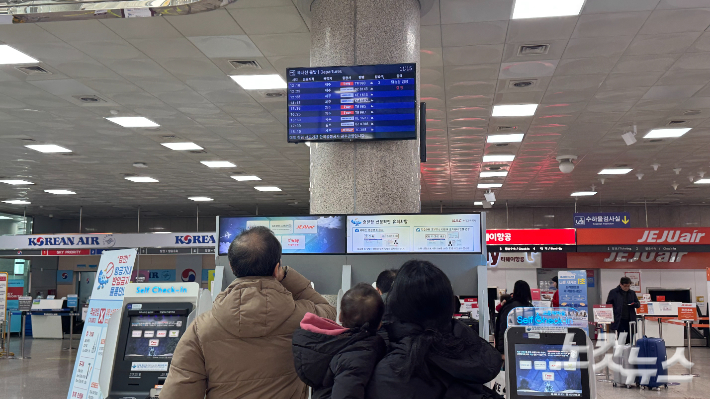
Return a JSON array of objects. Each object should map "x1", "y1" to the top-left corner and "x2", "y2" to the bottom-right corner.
[
  {"x1": 0, "y1": 272, "x2": 7, "y2": 323},
  {"x1": 67, "y1": 249, "x2": 136, "y2": 399}
]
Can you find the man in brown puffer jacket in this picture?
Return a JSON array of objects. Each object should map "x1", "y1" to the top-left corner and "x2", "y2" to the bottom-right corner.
[{"x1": 160, "y1": 226, "x2": 337, "y2": 399}]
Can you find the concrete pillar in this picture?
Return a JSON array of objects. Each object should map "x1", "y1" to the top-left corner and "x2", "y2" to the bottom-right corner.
[{"x1": 308, "y1": 0, "x2": 422, "y2": 215}]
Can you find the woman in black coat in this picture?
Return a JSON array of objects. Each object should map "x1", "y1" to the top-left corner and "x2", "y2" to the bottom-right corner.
[
  {"x1": 494, "y1": 280, "x2": 533, "y2": 355},
  {"x1": 366, "y1": 260, "x2": 503, "y2": 399}
]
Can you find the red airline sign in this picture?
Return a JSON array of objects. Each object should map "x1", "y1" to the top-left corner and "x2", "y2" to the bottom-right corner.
[
  {"x1": 577, "y1": 228, "x2": 710, "y2": 245},
  {"x1": 41, "y1": 249, "x2": 92, "y2": 256},
  {"x1": 486, "y1": 229, "x2": 576, "y2": 245}
]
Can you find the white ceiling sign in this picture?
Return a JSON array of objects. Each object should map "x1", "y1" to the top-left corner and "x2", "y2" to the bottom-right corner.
[{"x1": 0, "y1": 232, "x2": 216, "y2": 250}]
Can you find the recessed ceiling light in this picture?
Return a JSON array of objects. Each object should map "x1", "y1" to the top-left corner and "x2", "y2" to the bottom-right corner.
[
  {"x1": 255, "y1": 186, "x2": 282, "y2": 192},
  {"x1": 2, "y1": 200, "x2": 31, "y2": 205},
  {"x1": 161, "y1": 142, "x2": 203, "y2": 151},
  {"x1": 478, "y1": 183, "x2": 503, "y2": 188},
  {"x1": 643, "y1": 128, "x2": 692, "y2": 139},
  {"x1": 474, "y1": 201, "x2": 483, "y2": 206},
  {"x1": 483, "y1": 155, "x2": 515, "y2": 162},
  {"x1": 512, "y1": 0, "x2": 585, "y2": 19},
  {"x1": 0, "y1": 180, "x2": 33, "y2": 185},
  {"x1": 231, "y1": 175, "x2": 261, "y2": 181},
  {"x1": 0, "y1": 216, "x2": 13, "y2": 220},
  {"x1": 570, "y1": 191, "x2": 597, "y2": 197},
  {"x1": 230, "y1": 74, "x2": 287, "y2": 90},
  {"x1": 694, "y1": 179, "x2": 710, "y2": 184},
  {"x1": 0, "y1": 45, "x2": 39, "y2": 65},
  {"x1": 599, "y1": 168, "x2": 633, "y2": 175},
  {"x1": 188, "y1": 197, "x2": 214, "y2": 202},
  {"x1": 201, "y1": 161, "x2": 236, "y2": 168},
  {"x1": 480, "y1": 171, "x2": 509, "y2": 177},
  {"x1": 487, "y1": 133, "x2": 525, "y2": 143},
  {"x1": 106, "y1": 117, "x2": 159, "y2": 128},
  {"x1": 45, "y1": 189, "x2": 75, "y2": 195},
  {"x1": 125, "y1": 176, "x2": 158, "y2": 183},
  {"x1": 492, "y1": 104, "x2": 538, "y2": 117},
  {"x1": 25, "y1": 144, "x2": 72, "y2": 153}
]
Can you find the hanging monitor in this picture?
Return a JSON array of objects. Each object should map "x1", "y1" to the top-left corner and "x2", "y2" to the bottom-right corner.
[
  {"x1": 346, "y1": 214, "x2": 483, "y2": 254},
  {"x1": 218, "y1": 216, "x2": 346, "y2": 255},
  {"x1": 286, "y1": 63, "x2": 417, "y2": 143}
]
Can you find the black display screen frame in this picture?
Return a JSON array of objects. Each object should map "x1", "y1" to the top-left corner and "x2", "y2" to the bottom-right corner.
[{"x1": 286, "y1": 63, "x2": 418, "y2": 143}]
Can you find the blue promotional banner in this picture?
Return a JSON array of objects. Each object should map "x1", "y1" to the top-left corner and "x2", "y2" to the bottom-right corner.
[
  {"x1": 558, "y1": 270, "x2": 588, "y2": 333},
  {"x1": 148, "y1": 269, "x2": 176, "y2": 282},
  {"x1": 67, "y1": 249, "x2": 136, "y2": 399},
  {"x1": 67, "y1": 295, "x2": 78, "y2": 308},
  {"x1": 574, "y1": 212, "x2": 630, "y2": 228},
  {"x1": 57, "y1": 270, "x2": 74, "y2": 285}
]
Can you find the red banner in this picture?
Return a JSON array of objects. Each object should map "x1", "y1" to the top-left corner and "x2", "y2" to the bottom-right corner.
[
  {"x1": 486, "y1": 229, "x2": 576, "y2": 245},
  {"x1": 567, "y1": 252, "x2": 710, "y2": 269},
  {"x1": 41, "y1": 249, "x2": 92, "y2": 256},
  {"x1": 577, "y1": 228, "x2": 710, "y2": 245}
]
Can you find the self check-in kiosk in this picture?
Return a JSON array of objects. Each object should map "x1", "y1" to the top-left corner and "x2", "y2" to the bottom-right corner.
[
  {"x1": 99, "y1": 283, "x2": 213, "y2": 399},
  {"x1": 504, "y1": 308, "x2": 596, "y2": 399}
]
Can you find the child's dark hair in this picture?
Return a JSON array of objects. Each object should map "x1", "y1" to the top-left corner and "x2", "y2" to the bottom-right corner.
[{"x1": 340, "y1": 283, "x2": 385, "y2": 333}]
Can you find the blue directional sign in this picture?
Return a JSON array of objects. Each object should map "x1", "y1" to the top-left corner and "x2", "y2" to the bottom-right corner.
[{"x1": 574, "y1": 212, "x2": 631, "y2": 228}]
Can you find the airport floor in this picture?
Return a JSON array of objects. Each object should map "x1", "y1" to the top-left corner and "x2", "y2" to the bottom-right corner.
[{"x1": 2, "y1": 337, "x2": 710, "y2": 399}]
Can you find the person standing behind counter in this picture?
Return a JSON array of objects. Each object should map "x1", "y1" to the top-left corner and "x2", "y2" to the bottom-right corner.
[{"x1": 606, "y1": 277, "x2": 640, "y2": 344}]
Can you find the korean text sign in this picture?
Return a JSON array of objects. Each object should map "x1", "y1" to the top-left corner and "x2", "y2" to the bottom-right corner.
[
  {"x1": 558, "y1": 270, "x2": 588, "y2": 332},
  {"x1": 67, "y1": 249, "x2": 136, "y2": 399}
]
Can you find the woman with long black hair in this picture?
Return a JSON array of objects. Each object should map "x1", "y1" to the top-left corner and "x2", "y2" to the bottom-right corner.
[
  {"x1": 494, "y1": 280, "x2": 533, "y2": 355},
  {"x1": 366, "y1": 260, "x2": 503, "y2": 399}
]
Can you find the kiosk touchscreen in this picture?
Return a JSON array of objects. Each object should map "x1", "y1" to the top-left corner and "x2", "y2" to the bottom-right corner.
[
  {"x1": 108, "y1": 302, "x2": 193, "y2": 399},
  {"x1": 504, "y1": 327, "x2": 592, "y2": 399}
]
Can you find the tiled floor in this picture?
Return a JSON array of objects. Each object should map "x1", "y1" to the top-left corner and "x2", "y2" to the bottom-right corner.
[{"x1": 2, "y1": 337, "x2": 710, "y2": 399}]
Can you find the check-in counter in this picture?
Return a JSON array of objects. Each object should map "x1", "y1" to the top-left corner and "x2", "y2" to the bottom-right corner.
[
  {"x1": 30, "y1": 299, "x2": 67, "y2": 339},
  {"x1": 640, "y1": 302, "x2": 684, "y2": 347}
]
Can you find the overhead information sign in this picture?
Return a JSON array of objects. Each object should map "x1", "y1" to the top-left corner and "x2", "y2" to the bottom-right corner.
[
  {"x1": 346, "y1": 214, "x2": 482, "y2": 254},
  {"x1": 577, "y1": 228, "x2": 710, "y2": 252},
  {"x1": 218, "y1": 216, "x2": 345, "y2": 255},
  {"x1": 486, "y1": 229, "x2": 576, "y2": 252},
  {"x1": 286, "y1": 63, "x2": 417, "y2": 143},
  {"x1": 574, "y1": 212, "x2": 630, "y2": 228}
]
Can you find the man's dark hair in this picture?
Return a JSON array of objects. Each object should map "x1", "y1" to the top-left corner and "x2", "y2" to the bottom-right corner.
[
  {"x1": 453, "y1": 295, "x2": 461, "y2": 313},
  {"x1": 376, "y1": 269, "x2": 397, "y2": 294},
  {"x1": 620, "y1": 277, "x2": 632, "y2": 285},
  {"x1": 340, "y1": 283, "x2": 384, "y2": 333},
  {"x1": 227, "y1": 226, "x2": 282, "y2": 278}
]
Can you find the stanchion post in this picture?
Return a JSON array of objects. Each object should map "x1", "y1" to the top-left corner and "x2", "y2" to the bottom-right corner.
[
  {"x1": 658, "y1": 318, "x2": 663, "y2": 339},
  {"x1": 69, "y1": 313, "x2": 74, "y2": 351},
  {"x1": 19, "y1": 311, "x2": 28, "y2": 360},
  {"x1": 687, "y1": 320, "x2": 692, "y2": 375},
  {"x1": 6, "y1": 313, "x2": 13, "y2": 359}
]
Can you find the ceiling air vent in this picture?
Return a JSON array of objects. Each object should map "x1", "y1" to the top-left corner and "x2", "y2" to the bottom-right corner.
[
  {"x1": 256, "y1": 90, "x2": 286, "y2": 99},
  {"x1": 72, "y1": 95, "x2": 107, "y2": 104},
  {"x1": 496, "y1": 126, "x2": 518, "y2": 132},
  {"x1": 229, "y1": 60, "x2": 261, "y2": 70},
  {"x1": 509, "y1": 79, "x2": 537, "y2": 89},
  {"x1": 265, "y1": 92, "x2": 284, "y2": 98},
  {"x1": 667, "y1": 120, "x2": 686, "y2": 126},
  {"x1": 648, "y1": 139, "x2": 664, "y2": 143},
  {"x1": 190, "y1": 150, "x2": 207, "y2": 154},
  {"x1": 518, "y1": 44, "x2": 550, "y2": 56},
  {"x1": 683, "y1": 109, "x2": 701, "y2": 116},
  {"x1": 15, "y1": 65, "x2": 50, "y2": 75}
]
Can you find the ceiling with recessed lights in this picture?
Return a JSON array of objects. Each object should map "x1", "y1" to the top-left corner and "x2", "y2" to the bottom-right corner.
[{"x1": 2, "y1": 0, "x2": 710, "y2": 218}]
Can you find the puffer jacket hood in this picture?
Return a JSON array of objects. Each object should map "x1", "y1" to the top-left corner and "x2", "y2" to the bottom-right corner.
[
  {"x1": 211, "y1": 276, "x2": 298, "y2": 338},
  {"x1": 292, "y1": 325, "x2": 385, "y2": 399}
]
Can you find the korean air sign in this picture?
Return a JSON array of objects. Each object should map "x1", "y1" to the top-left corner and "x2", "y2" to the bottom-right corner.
[
  {"x1": 174, "y1": 235, "x2": 216, "y2": 245},
  {"x1": 27, "y1": 235, "x2": 114, "y2": 247}
]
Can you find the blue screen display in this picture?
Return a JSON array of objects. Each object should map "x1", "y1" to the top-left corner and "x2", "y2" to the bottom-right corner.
[
  {"x1": 514, "y1": 344, "x2": 583, "y2": 397},
  {"x1": 286, "y1": 63, "x2": 417, "y2": 143},
  {"x1": 218, "y1": 216, "x2": 346, "y2": 255}
]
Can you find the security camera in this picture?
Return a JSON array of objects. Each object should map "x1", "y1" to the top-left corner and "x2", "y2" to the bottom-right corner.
[
  {"x1": 556, "y1": 155, "x2": 578, "y2": 174},
  {"x1": 621, "y1": 125, "x2": 637, "y2": 146},
  {"x1": 484, "y1": 191, "x2": 496, "y2": 202}
]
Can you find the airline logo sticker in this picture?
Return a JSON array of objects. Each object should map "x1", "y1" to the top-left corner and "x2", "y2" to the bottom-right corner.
[
  {"x1": 149, "y1": 339, "x2": 159, "y2": 347},
  {"x1": 269, "y1": 220, "x2": 294, "y2": 235},
  {"x1": 282, "y1": 235, "x2": 306, "y2": 250}
]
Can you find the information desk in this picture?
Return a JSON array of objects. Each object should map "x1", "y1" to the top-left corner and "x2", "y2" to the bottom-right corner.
[{"x1": 30, "y1": 299, "x2": 67, "y2": 339}]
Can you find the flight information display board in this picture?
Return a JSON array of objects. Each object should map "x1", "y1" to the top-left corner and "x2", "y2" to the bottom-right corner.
[
  {"x1": 218, "y1": 216, "x2": 346, "y2": 255},
  {"x1": 346, "y1": 214, "x2": 482, "y2": 254},
  {"x1": 286, "y1": 63, "x2": 417, "y2": 143}
]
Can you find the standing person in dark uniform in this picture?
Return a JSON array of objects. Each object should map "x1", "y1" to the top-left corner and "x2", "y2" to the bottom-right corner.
[{"x1": 606, "y1": 277, "x2": 640, "y2": 344}]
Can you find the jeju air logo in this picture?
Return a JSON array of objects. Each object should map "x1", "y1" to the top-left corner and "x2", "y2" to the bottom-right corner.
[
  {"x1": 97, "y1": 262, "x2": 115, "y2": 289},
  {"x1": 181, "y1": 269, "x2": 196, "y2": 282}
]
